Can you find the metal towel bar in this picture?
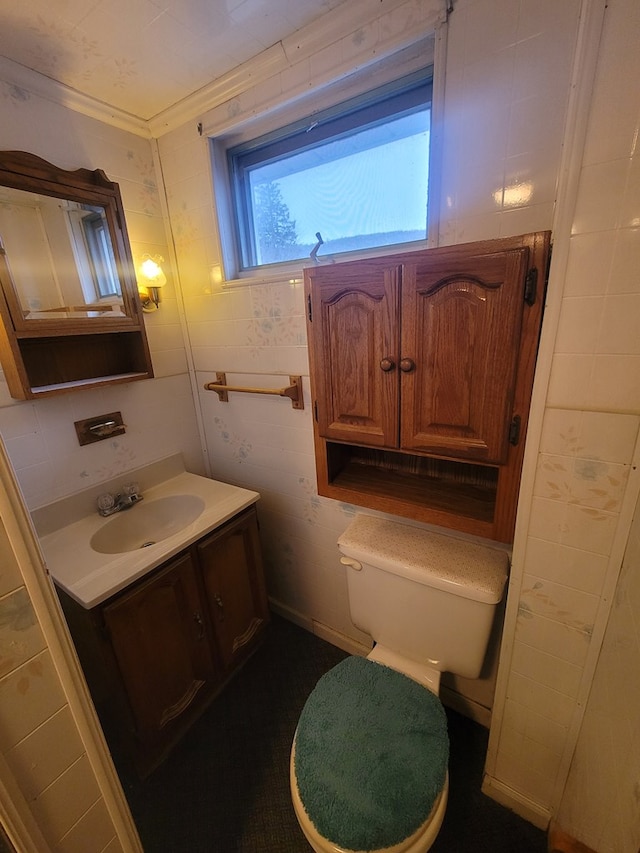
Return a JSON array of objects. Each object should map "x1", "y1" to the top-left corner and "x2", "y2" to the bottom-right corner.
[{"x1": 204, "y1": 372, "x2": 303, "y2": 410}]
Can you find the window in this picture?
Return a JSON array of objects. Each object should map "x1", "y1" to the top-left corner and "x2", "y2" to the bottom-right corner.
[
  {"x1": 227, "y1": 70, "x2": 433, "y2": 272},
  {"x1": 66, "y1": 203, "x2": 120, "y2": 301},
  {"x1": 81, "y1": 208, "x2": 120, "y2": 298}
]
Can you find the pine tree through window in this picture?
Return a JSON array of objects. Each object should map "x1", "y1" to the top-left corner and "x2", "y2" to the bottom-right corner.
[{"x1": 226, "y1": 69, "x2": 433, "y2": 272}]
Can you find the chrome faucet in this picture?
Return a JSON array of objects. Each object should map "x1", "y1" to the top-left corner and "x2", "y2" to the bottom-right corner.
[{"x1": 97, "y1": 482, "x2": 143, "y2": 516}]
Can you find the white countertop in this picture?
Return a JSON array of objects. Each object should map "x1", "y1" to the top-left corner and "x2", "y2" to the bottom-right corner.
[{"x1": 40, "y1": 471, "x2": 259, "y2": 609}]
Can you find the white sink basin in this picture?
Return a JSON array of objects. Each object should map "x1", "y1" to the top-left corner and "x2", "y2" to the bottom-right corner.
[
  {"x1": 90, "y1": 494, "x2": 205, "y2": 554},
  {"x1": 38, "y1": 465, "x2": 260, "y2": 608}
]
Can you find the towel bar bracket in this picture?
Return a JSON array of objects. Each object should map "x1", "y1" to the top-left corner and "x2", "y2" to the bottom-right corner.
[{"x1": 204, "y1": 373, "x2": 304, "y2": 410}]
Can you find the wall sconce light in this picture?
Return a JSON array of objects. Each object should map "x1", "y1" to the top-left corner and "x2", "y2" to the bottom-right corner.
[{"x1": 138, "y1": 255, "x2": 166, "y2": 312}]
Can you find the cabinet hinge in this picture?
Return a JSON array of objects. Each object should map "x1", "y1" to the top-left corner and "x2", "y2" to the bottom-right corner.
[
  {"x1": 509, "y1": 414, "x2": 522, "y2": 446},
  {"x1": 314, "y1": 400, "x2": 318, "y2": 422},
  {"x1": 524, "y1": 267, "x2": 538, "y2": 306},
  {"x1": 307, "y1": 294, "x2": 313, "y2": 323}
]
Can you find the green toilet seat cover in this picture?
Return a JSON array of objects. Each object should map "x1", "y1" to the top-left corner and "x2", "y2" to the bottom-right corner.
[{"x1": 294, "y1": 656, "x2": 449, "y2": 851}]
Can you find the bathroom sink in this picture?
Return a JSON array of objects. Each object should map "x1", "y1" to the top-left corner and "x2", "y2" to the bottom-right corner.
[
  {"x1": 90, "y1": 494, "x2": 205, "y2": 554},
  {"x1": 37, "y1": 463, "x2": 260, "y2": 608}
]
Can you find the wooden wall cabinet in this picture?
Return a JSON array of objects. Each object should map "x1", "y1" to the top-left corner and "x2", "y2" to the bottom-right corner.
[
  {"x1": 57, "y1": 506, "x2": 270, "y2": 776},
  {"x1": 305, "y1": 232, "x2": 550, "y2": 544},
  {"x1": 0, "y1": 151, "x2": 153, "y2": 398}
]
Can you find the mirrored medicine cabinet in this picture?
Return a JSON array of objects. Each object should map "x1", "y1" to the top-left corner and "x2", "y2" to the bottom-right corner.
[{"x1": 0, "y1": 151, "x2": 153, "y2": 399}]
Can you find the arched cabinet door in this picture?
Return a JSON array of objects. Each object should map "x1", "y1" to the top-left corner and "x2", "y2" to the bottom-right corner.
[
  {"x1": 400, "y1": 244, "x2": 529, "y2": 464},
  {"x1": 103, "y1": 552, "x2": 216, "y2": 744},
  {"x1": 306, "y1": 259, "x2": 401, "y2": 448},
  {"x1": 197, "y1": 508, "x2": 270, "y2": 674}
]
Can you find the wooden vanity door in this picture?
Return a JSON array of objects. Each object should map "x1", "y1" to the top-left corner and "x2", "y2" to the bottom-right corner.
[
  {"x1": 400, "y1": 242, "x2": 530, "y2": 464},
  {"x1": 103, "y1": 552, "x2": 215, "y2": 744},
  {"x1": 305, "y1": 259, "x2": 401, "y2": 448},
  {"x1": 197, "y1": 508, "x2": 269, "y2": 674}
]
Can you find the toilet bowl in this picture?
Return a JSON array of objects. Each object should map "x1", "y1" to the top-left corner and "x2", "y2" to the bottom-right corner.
[
  {"x1": 291, "y1": 655, "x2": 449, "y2": 853},
  {"x1": 291, "y1": 769, "x2": 448, "y2": 853},
  {"x1": 289, "y1": 514, "x2": 508, "y2": 853}
]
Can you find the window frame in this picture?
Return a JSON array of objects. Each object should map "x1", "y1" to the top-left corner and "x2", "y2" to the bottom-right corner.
[
  {"x1": 223, "y1": 68, "x2": 435, "y2": 276},
  {"x1": 80, "y1": 210, "x2": 121, "y2": 299}
]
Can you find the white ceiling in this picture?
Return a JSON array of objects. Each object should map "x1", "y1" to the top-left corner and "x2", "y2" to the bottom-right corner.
[{"x1": 0, "y1": 0, "x2": 349, "y2": 122}]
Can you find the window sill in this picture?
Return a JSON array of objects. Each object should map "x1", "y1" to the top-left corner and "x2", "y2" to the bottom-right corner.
[
  {"x1": 221, "y1": 238, "x2": 435, "y2": 288},
  {"x1": 222, "y1": 269, "x2": 305, "y2": 289}
]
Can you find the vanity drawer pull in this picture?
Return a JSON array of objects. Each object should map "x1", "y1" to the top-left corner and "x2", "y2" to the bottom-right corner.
[
  {"x1": 193, "y1": 611, "x2": 205, "y2": 639},
  {"x1": 213, "y1": 594, "x2": 225, "y2": 621}
]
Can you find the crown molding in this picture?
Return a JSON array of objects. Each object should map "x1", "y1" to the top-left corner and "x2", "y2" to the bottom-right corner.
[
  {"x1": 146, "y1": 42, "x2": 288, "y2": 138},
  {"x1": 0, "y1": 0, "x2": 447, "y2": 141},
  {"x1": 150, "y1": 0, "x2": 438, "y2": 136},
  {"x1": 0, "y1": 55, "x2": 150, "y2": 138}
]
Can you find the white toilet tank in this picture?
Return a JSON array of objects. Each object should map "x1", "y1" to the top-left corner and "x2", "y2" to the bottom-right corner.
[{"x1": 338, "y1": 515, "x2": 509, "y2": 680}]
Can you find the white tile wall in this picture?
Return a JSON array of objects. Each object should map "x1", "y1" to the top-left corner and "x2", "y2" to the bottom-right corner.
[
  {"x1": 488, "y1": 0, "x2": 640, "y2": 842},
  {"x1": 158, "y1": 0, "x2": 581, "y2": 649},
  {"x1": 0, "y1": 69, "x2": 190, "y2": 853},
  {"x1": 161, "y1": 0, "x2": 640, "y2": 845},
  {"x1": 0, "y1": 373, "x2": 204, "y2": 509},
  {"x1": 0, "y1": 75, "x2": 203, "y2": 511},
  {"x1": 0, "y1": 0, "x2": 638, "y2": 850},
  {"x1": 556, "y1": 495, "x2": 640, "y2": 853},
  {"x1": 0, "y1": 516, "x2": 124, "y2": 852}
]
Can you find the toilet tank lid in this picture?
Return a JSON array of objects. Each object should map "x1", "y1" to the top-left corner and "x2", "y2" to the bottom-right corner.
[{"x1": 338, "y1": 515, "x2": 509, "y2": 604}]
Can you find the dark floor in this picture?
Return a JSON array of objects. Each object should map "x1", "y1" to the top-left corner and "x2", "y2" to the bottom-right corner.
[{"x1": 115, "y1": 616, "x2": 548, "y2": 852}]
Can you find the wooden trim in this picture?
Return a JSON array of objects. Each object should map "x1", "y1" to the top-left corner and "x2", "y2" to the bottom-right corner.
[{"x1": 548, "y1": 823, "x2": 598, "y2": 853}]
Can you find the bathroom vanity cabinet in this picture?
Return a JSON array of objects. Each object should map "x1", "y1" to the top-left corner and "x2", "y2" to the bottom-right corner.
[
  {"x1": 305, "y1": 231, "x2": 550, "y2": 544},
  {"x1": 57, "y1": 505, "x2": 269, "y2": 776}
]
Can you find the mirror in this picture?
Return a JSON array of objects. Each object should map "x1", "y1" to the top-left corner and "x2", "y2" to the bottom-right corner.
[
  {"x1": 0, "y1": 151, "x2": 140, "y2": 329},
  {"x1": 0, "y1": 186, "x2": 124, "y2": 319}
]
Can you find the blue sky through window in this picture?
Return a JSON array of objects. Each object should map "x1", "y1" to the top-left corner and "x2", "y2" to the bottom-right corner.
[{"x1": 248, "y1": 109, "x2": 430, "y2": 262}]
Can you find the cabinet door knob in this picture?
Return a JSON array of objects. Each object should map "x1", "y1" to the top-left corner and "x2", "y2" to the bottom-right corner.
[
  {"x1": 380, "y1": 357, "x2": 395, "y2": 372},
  {"x1": 399, "y1": 358, "x2": 415, "y2": 373},
  {"x1": 193, "y1": 611, "x2": 205, "y2": 640},
  {"x1": 213, "y1": 594, "x2": 225, "y2": 621}
]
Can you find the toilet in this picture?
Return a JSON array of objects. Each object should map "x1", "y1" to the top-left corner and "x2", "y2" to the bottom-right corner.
[{"x1": 290, "y1": 514, "x2": 509, "y2": 853}]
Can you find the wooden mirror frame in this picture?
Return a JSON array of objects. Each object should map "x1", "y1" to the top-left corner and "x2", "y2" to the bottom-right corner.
[
  {"x1": 0, "y1": 152, "x2": 154, "y2": 400},
  {"x1": 0, "y1": 151, "x2": 142, "y2": 332}
]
